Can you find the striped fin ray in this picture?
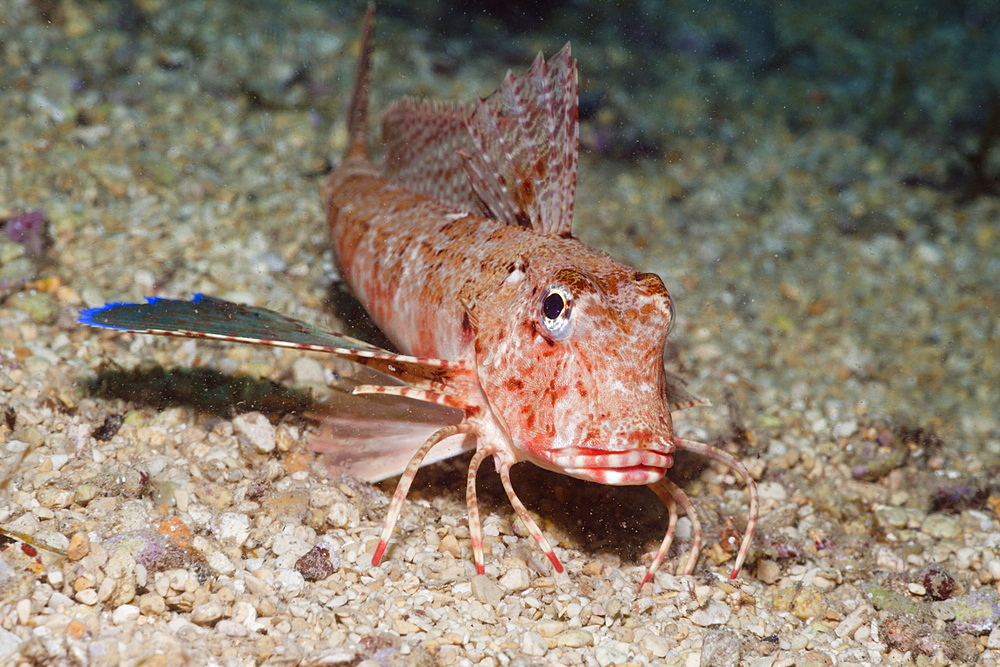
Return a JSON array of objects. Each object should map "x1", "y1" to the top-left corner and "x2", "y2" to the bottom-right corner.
[{"x1": 79, "y1": 294, "x2": 473, "y2": 393}]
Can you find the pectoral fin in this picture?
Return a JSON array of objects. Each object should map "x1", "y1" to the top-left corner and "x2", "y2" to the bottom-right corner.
[
  {"x1": 309, "y1": 388, "x2": 474, "y2": 482},
  {"x1": 79, "y1": 294, "x2": 473, "y2": 393}
]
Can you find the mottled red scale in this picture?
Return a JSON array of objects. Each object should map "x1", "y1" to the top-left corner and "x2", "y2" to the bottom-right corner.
[{"x1": 506, "y1": 378, "x2": 525, "y2": 391}]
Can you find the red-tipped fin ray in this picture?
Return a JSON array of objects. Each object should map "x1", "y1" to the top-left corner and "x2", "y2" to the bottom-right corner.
[{"x1": 79, "y1": 295, "x2": 472, "y2": 393}]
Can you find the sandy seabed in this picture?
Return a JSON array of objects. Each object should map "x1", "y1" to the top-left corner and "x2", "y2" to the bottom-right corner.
[{"x1": 1, "y1": 1, "x2": 998, "y2": 664}]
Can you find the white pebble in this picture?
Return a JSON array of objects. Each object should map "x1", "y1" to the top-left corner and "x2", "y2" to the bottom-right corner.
[
  {"x1": 232, "y1": 412, "x2": 276, "y2": 453},
  {"x1": 554, "y1": 629, "x2": 594, "y2": 648},
  {"x1": 955, "y1": 547, "x2": 976, "y2": 570},
  {"x1": 163, "y1": 484, "x2": 186, "y2": 511},
  {"x1": 835, "y1": 606, "x2": 868, "y2": 639},
  {"x1": 81, "y1": 287, "x2": 106, "y2": 309},
  {"x1": 498, "y1": 568, "x2": 531, "y2": 593},
  {"x1": 75, "y1": 588, "x2": 99, "y2": 606},
  {"x1": 203, "y1": 549, "x2": 237, "y2": 576},
  {"x1": 471, "y1": 574, "x2": 503, "y2": 607},
  {"x1": 468, "y1": 600, "x2": 493, "y2": 623},
  {"x1": 47, "y1": 588, "x2": 74, "y2": 611},
  {"x1": 757, "y1": 481, "x2": 788, "y2": 502},
  {"x1": 921, "y1": 514, "x2": 961, "y2": 540},
  {"x1": 192, "y1": 600, "x2": 225, "y2": 626},
  {"x1": 153, "y1": 573, "x2": 170, "y2": 597},
  {"x1": 213, "y1": 512, "x2": 251, "y2": 547},
  {"x1": 216, "y1": 619, "x2": 249, "y2": 637},
  {"x1": 0, "y1": 626, "x2": 23, "y2": 658},
  {"x1": 112, "y1": 604, "x2": 141, "y2": 624},
  {"x1": 275, "y1": 568, "x2": 305, "y2": 595},
  {"x1": 535, "y1": 620, "x2": 566, "y2": 637},
  {"x1": 689, "y1": 599, "x2": 731, "y2": 627},
  {"x1": 915, "y1": 242, "x2": 942, "y2": 265},
  {"x1": 271, "y1": 533, "x2": 311, "y2": 557},
  {"x1": 675, "y1": 517, "x2": 692, "y2": 541},
  {"x1": 875, "y1": 549, "x2": 906, "y2": 572},
  {"x1": 4, "y1": 438, "x2": 29, "y2": 453},
  {"x1": 637, "y1": 630, "x2": 670, "y2": 658},
  {"x1": 48, "y1": 454, "x2": 70, "y2": 470},
  {"x1": 595, "y1": 645, "x2": 629, "y2": 666},
  {"x1": 231, "y1": 600, "x2": 258, "y2": 626},
  {"x1": 326, "y1": 502, "x2": 358, "y2": 529},
  {"x1": 832, "y1": 420, "x2": 858, "y2": 439},
  {"x1": 521, "y1": 631, "x2": 548, "y2": 657},
  {"x1": 292, "y1": 357, "x2": 326, "y2": 386}
]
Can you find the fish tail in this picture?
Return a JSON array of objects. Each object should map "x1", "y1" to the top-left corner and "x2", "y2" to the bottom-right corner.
[{"x1": 345, "y1": 4, "x2": 376, "y2": 160}]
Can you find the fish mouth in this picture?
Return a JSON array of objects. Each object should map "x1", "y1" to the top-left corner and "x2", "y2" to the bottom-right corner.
[{"x1": 547, "y1": 447, "x2": 672, "y2": 486}]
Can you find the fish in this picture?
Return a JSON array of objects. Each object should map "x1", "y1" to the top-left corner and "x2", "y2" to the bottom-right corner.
[{"x1": 79, "y1": 6, "x2": 757, "y2": 586}]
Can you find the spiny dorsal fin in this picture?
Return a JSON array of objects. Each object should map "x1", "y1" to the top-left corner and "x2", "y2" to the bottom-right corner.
[
  {"x1": 345, "y1": 4, "x2": 376, "y2": 159},
  {"x1": 462, "y1": 45, "x2": 579, "y2": 236},
  {"x1": 381, "y1": 98, "x2": 484, "y2": 214}
]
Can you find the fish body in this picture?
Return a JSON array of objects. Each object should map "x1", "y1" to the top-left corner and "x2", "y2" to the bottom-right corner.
[
  {"x1": 80, "y1": 7, "x2": 757, "y2": 585},
  {"x1": 321, "y1": 9, "x2": 755, "y2": 581},
  {"x1": 326, "y1": 161, "x2": 678, "y2": 486}
]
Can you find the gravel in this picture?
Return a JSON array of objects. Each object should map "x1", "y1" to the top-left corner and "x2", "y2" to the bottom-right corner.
[{"x1": 1, "y1": 0, "x2": 998, "y2": 665}]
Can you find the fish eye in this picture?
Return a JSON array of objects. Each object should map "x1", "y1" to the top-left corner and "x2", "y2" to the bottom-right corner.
[
  {"x1": 543, "y1": 292, "x2": 565, "y2": 320},
  {"x1": 539, "y1": 286, "x2": 573, "y2": 339}
]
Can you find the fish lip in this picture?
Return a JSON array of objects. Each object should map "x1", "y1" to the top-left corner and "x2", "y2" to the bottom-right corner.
[
  {"x1": 547, "y1": 447, "x2": 673, "y2": 480},
  {"x1": 560, "y1": 465, "x2": 667, "y2": 486}
]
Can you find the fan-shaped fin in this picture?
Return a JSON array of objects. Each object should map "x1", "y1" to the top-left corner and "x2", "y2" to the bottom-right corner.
[
  {"x1": 79, "y1": 295, "x2": 473, "y2": 393},
  {"x1": 309, "y1": 388, "x2": 474, "y2": 482}
]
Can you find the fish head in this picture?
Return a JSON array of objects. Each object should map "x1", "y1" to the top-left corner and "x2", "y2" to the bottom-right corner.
[{"x1": 468, "y1": 253, "x2": 678, "y2": 486}]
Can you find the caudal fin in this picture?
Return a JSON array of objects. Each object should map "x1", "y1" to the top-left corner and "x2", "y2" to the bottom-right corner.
[{"x1": 345, "y1": 4, "x2": 376, "y2": 159}]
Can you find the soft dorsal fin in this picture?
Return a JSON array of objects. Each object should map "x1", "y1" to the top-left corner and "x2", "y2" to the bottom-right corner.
[
  {"x1": 462, "y1": 45, "x2": 579, "y2": 236},
  {"x1": 381, "y1": 98, "x2": 484, "y2": 214}
]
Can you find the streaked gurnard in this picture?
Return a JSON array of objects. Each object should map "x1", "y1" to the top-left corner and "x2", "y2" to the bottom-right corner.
[{"x1": 80, "y1": 7, "x2": 757, "y2": 586}]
